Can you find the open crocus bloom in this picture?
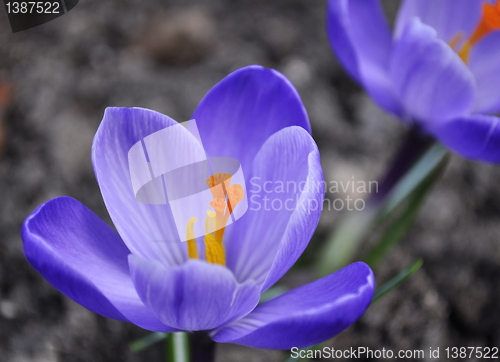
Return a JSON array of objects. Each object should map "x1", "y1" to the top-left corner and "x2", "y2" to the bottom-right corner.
[
  {"x1": 328, "y1": 0, "x2": 500, "y2": 163},
  {"x1": 22, "y1": 66, "x2": 374, "y2": 349}
]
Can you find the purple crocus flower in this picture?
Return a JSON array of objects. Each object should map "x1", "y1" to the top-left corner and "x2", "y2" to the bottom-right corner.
[
  {"x1": 327, "y1": 0, "x2": 500, "y2": 163},
  {"x1": 22, "y1": 66, "x2": 374, "y2": 349}
]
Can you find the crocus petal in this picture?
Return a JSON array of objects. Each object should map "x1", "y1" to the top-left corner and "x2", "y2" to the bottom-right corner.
[
  {"x1": 212, "y1": 262, "x2": 374, "y2": 349},
  {"x1": 431, "y1": 114, "x2": 500, "y2": 163},
  {"x1": 92, "y1": 107, "x2": 204, "y2": 267},
  {"x1": 191, "y1": 65, "x2": 311, "y2": 174},
  {"x1": 223, "y1": 126, "x2": 324, "y2": 289},
  {"x1": 390, "y1": 18, "x2": 476, "y2": 125},
  {"x1": 326, "y1": 0, "x2": 403, "y2": 116},
  {"x1": 22, "y1": 196, "x2": 173, "y2": 332},
  {"x1": 129, "y1": 256, "x2": 260, "y2": 331},
  {"x1": 395, "y1": 0, "x2": 485, "y2": 42},
  {"x1": 469, "y1": 31, "x2": 500, "y2": 114}
]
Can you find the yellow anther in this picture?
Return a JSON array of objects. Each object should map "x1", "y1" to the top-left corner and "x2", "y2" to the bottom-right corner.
[
  {"x1": 186, "y1": 217, "x2": 199, "y2": 259},
  {"x1": 204, "y1": 234, "x2": 226, "y2": 266},
  {"x1": 184, "y1": 172, "x2": 244, "y2": 266},
  {"x1": 205, "y1": 210, "x2": 216, "y2": 236},
  {"x1": 204, "y1": 211, "x2": 225, "y2": 266}
]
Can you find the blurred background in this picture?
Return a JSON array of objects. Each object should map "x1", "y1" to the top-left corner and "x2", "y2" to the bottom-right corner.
[{"x1": 0, "y1": 0, "x2": 499, "y2": 361}]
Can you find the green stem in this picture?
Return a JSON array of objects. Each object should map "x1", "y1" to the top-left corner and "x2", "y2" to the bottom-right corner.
[
  {"x1": 363, "y1": 148, "x2": 449, "y2": 268},
  {"x1": 166, "y1": 333, "x2": 190, "y2": 362}
]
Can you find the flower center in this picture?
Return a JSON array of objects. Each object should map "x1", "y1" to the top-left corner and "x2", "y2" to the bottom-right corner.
[
  {"x1": 186, "y1": 172, "x2": 244, "y2": 266},
  {"x1": 450, "y1": 0, "x2": 500, "y2": 63}
]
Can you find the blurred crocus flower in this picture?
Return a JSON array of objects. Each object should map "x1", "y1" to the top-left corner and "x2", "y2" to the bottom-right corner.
[
  {"x1": 327, "y1": 0, "x2": 500, "y2": 162},
  {"x1": 22, "y1": 66, "x2": 374, "y2": 349}
]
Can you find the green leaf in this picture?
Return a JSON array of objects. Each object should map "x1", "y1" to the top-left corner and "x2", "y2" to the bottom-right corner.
[
  {"x1": 129, "y1": 332, "x2": 168, "y2": 352},
  {"x1": 372, "y1": 259, "x2": 423, "y2": 303},
  {"x1": 316, "y1": 142, "x2": 448, "y2": 276},
  {"x1": 379, "y1": 143, "x2": 448, "y2": 220},
  {"x1": 166, "y1": 333, "x2": 190, "y2": 362},
  {"x1": 363, "y1": 149, "x2": 448, "y2": 268},
  {"x1": 315, "y1": 207, "x2": 377, "y2": 276}
]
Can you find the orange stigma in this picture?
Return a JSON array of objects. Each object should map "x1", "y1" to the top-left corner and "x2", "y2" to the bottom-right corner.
[
  {"x1": 470, "y1": 0, "x2": 500, "y2": 44},
  {"x1": 453, "y1": 0, "x2": 500, "y2": 63},
  {"x1": 185, "y1": 172, "x2": 244, "y2": 266}
]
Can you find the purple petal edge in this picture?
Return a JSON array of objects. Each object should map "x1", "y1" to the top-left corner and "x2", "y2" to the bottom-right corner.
[
  {"x1": 22, "y1": 196, "x2": 174, "y2": 332},
  {"x1": 212, "y1": 262, "x2": 375, "y2": 349}
]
